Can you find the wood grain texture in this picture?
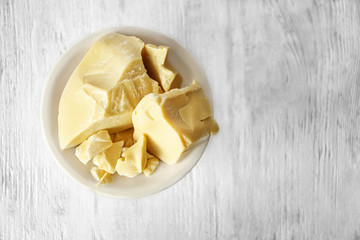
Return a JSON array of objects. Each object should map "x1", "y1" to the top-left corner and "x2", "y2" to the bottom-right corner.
[{"x1": 1, "y1": 0, "x2": 360, "y2": 239}]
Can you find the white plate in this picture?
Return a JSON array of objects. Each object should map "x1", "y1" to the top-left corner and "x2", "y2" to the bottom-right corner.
[{"x1": 41, "y1": 27, "x2": 213, "y2": 198}]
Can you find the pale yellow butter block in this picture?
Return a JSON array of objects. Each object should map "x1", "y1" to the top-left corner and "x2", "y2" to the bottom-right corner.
[
  {"x1": 93, "y1": 141, "x2": 124, "y2": 174},
  {"x1": 146, "y1": 152, "x2": 155, "y2": 158},
  {"x1": 58, "y1": 33, "x2": 161, "y2": 149},
  {"x1": 142, "y1": 44, "x2": 179, "y2": 91},
  {"x1": 90, "y1": 167, "x2": 113, "y2": 185},
  {"x1": 122, "y1": 134, "x2": 147, "y2": 172},
  {"x1": 143, "y1": 156, "x2": 160, "y2": 177},
  {"x1": 132, "y1": 81, "x2": 219, "y2": 164},
  {"x1": 83, "y1": 73, "x2": 161, "y2": 115},
  {"x1": 75, "y1": 130, "x2": 112, "y2": 164},
  {"x1": 111, "y1": 128, "x2": 134, "y2": 147},
  {"x1": 115, "y1": 157, "x2": 140, "y2": 178},
  {"x1": 116, "y1": 134, "x2": 147, "y2": 177}
]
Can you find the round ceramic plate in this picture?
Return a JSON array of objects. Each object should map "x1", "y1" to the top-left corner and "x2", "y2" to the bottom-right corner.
[{"x1": 41, "y1": 27, "x2": 213, "y2": 198}]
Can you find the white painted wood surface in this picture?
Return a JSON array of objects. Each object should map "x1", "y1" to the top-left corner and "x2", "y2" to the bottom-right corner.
[{"x1": 1, "y1": 0, "x2": 360, "y2": 239}]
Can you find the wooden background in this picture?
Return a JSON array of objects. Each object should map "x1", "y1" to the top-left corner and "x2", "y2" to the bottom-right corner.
[{"x1": 1, "y1": 0, "x2": 360, "y2": 239}]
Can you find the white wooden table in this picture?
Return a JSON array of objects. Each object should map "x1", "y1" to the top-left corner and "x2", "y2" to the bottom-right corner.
[{"x1": 1, "y1": 0, "x2": 360, "y2": 239}]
